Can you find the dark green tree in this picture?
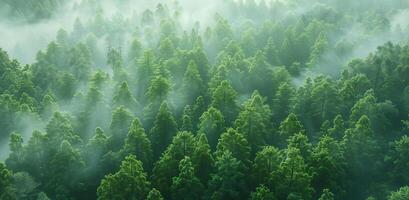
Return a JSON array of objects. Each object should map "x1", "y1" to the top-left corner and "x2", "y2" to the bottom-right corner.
[
  {"x1": 149, "y1": 102, "x2": 178, "y2": 159},
  {"x1": 211, "y1": 80, "x2": 239, "y2": 125},
  {"x1": 198, "y1": 107, "x2": 225, "y2": 150},
  {"x1": 170, "y1": 156, "x2": 204, "y2": 200},
  {"x1": 207, "y1": 151, "x2": 247, "y2": 200},
  {"x1": 122, "y1": 118, "x2": 153, "y2": 169},
  {"x1": 97, "y1": 155, "x2": 150, "y2": 200}
]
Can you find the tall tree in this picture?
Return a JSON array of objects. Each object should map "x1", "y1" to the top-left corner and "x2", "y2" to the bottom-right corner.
[
  {"x1": 182, "y1": 60, "x2": 205, "y2": 105},
  {"x1": 343, "y1": 115, "x2": 380, "y2": 199},
  {"x1": 207, "y1": 151, "x2": 247, "y2": 200},
  {"x1": 211, "y1": 80, "x2": 239, "y2": 125},
  {"x1": 198, "y1": 107, "x2": 225, "y2": 150},
  {"x1": 109, "y1": 106, "x2": 133, "y2": 150},
  {"x1": 149, "y1": 102, "x2": 178, "y2": 159},
  {"x1": 97, "y1": 155, "x2": 150, "y2": 200},
  {"x1": 270, "y1": 147, "x2": 313, "y2": 200},
  {"x1": 171, "y1": 157, "x2": 204, "y2": 200},
  {"x1": 235, "y1": 91, "x2": 272, "y2": 153},
  {"x1": 215, "y1": 128, "x2": 251, "y2": 167},
  {"x1": 122, "y1": 118, "x2": 152, "y2": 169},
  {"x1": 113, "y1": 82, "x2": 139, "y2": 112},
  {"x1": 251, "y1": 146, "x2": 281, "y2": 186},
  {"x1": 192, "y1": 133, "x2": 214, "y2": 185},
  {"x1": 151, "y1": 131, "x2": 196, "y2": 199}
]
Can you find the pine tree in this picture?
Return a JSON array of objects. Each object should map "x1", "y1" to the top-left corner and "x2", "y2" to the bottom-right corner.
[
  {"x1": 215, "y1": 128, "x2": 251, "y2": 167},
  {"x1": 272, "y1": 82, "x2": 295, "y2": 124},
  {"x1": 250, "y1": 185, "x2": 276, "y2": 200},
  {"x1": 343, "y1": 115, "x2": 379, "y2": 199},
  {"x1": 171, "y1": 157, "x2": 204, "y2": 200},
  {"x1": 122, "y1": 118, "x2": 152, "y2": 169},
  {"x1": 235, "y1": 91, "x2": 272, "y2": 153},
  {"x1": 198, "y1": 107, "x2": 226, "y2": 150},
  {"x1": 147, "y1": 188, "x2": 164, "y2": 200},
  {"x1": 113, "y1": 82, "x2": 139, "y2": 111},
  {"x1": 278, "y1": 113, "x2": 304, "y2": 144},
  {"x1": 252, "y1": 146, "x2": 281, "y2": 186},
  {"x1": 151, "y1": 131, "x2": 196, "y2": 199},
  {"x1": 207, "y1": 151, "x2": 247, "y2": 200},
  {"x1": 270, "y1": 147, "x2": 313, "y2": 199},
  {"x1": 149, "y1": 102, "x2": 178, "y2": 159},
  {"x1": 97, "y1": 155, "x2": 150, "y2": 200},
  {"x1": 211, "y1": 80, "x2": 239, "y2": 125},
  {"x1": 109, "y1": 106, "x2": 133, "y2": 150},
  {"x1": 192, "y1": 133, "x2": 214, "y2": 185},
  {"x1": 182, "y1": 60, "x2": 204, "y2": 105},
  {"x1": 311, "y1": 135, "x2": 346, "y2": 198}
]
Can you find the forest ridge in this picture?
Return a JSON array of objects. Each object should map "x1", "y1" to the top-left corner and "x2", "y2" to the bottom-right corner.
[{"x1": 1, "y1": 0, "x2": 409, "y2": 199}]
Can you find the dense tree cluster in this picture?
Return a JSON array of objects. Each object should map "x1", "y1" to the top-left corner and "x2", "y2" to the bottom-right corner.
[
  {"x1": 1, "y1": 0, "x2": 409, "y2": 199},
  {"x1": 0, "y1": 0, "x2": 67, "y2": 21}
]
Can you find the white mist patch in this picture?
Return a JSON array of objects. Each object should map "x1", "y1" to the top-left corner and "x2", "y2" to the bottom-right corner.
[
  {"x1": 0, "y1": 112, "x2": 45, "y2": 161},
  {"x1": 391, "y1": 9, "x2": 409, "y2": 31}
]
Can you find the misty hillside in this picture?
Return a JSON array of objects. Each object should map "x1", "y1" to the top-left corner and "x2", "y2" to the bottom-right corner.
[{"x1": 1, "y1": 0, "x2": 409, "y2": 199}]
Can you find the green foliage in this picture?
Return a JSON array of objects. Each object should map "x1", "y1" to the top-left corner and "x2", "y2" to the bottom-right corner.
[
  {"x1": 149, "y1": 102, "x2": 178, "y2": 159},
  {"x1": 207, "y1": 151, "x2": 247, "y2": 200},
  {"x1": 151, "y1": 131, "x2": 196, "y2": 198},
  {"x1": 235, "y1": 91, "x2": 272, "y2": 153},
  {"x1": 122, "y1": 118, "x2": 152, "y2": 169},
  {"x1": 215, "y1": 128, "x2": 251, "y2": 167},
  {"x1": 147, "y1": 188, "x2": 164, "y2": 200},
  {"x1": 171, "y1": 157, "x2": 204, "y2": 200},
  {"x1": 198, "y1": 107, "x2": 225, "y2": 150},
  {"x1": 270, "y1": 147, "x2": 313, "y2": 199},
  {"x1": 2, "y1": 1, "x2": 409, "y2": 199},
  {"x1": 97, "y1": 155, "x2": 150, "y2": 200},
  {"x1": 250, "y1": 185, "x2": 276, "y2": 200},
  {"x1": 251, "y1": 146, "x2": 280, "y2": 186},
  {"x1": 388, "y1": 186, "x2": 409, "y2": 200},
  {"x1": 211, "y1": 80, "x2": 239, "y2": 125}
]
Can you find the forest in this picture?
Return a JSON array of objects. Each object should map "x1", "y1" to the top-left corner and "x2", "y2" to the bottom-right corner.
[{"x1": 1, "y1": 0, "x2": 409, "y2": 199}]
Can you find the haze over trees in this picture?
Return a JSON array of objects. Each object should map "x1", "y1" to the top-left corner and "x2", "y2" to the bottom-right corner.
[{"x1": 1, "y1": 0, "x2": 409, "y2": 199}]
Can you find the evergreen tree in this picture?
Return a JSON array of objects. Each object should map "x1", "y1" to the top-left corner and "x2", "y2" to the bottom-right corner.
[
  {"x1": 147, "y1": 188, "x2": 164, "y2": 200},
  {"x1": 270, "y1": 147, "x2": 313, "y2": 199},
  {"x1": 182, "y1": 60, "x2": 204, "y2": 105},
  {"x1": 113, "y1": 82, "x2": 139, "y2": 112},
  {"x1": 343, "y1": 115, "x2": 380, "y2": 199},
  {"x1": 211, "y1": 80, "x2": 239, "y2": 125},
  {"x1": 97, "y1": 155, "x2": 150, "y2": 200},
  {"x1": 251, "y1": 146, "x2": 281, "y2": 186},
  {"x1": 149, "y1": 102, "x2": 178, "y2": 159},
  {"x1": 272, "y1": 82, "x2": 295, "y2": 124},
  {"x1": 250, "y1": 185, "x2": 276, "y2": 200},
  {"x1": 207, "y1": 151, "x2": 247, "y2": 200},
  {"x1": 235, "y1": 91, "x2": 272, "y2": 153},
  {"x1": 278, "y1": 113, "x2": 304, "y2": 143},
  {"x1": 122, "y1": 118, "x2": 153, "y2": 169},
  {"x1": 192, "y1": 133, "x2": 214, "y2": 185},
  {"x1": 151, "y1": 131, "x2": 196, "y2": 199},
  {"x1": 171, "y1": 157, "x2": 204, "y2": 200},
  {"x1": 198, "y1": 107, "x2": 225, "y2": 150},
  {"x1": 109, "y1": 106, "x2": 133, "y2": 150},
  {"x1": 215, "y1": 128, "x2": 251, "y2": 167}
]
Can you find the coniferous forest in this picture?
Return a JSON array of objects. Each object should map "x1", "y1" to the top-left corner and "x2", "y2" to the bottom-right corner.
[{"x1": 1, "y1": 0, "x2": 409, "y2": 199}]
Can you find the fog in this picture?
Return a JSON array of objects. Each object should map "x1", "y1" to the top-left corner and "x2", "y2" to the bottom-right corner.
[
  {"x1": 1, "y1": 1, "x2": 409, "y2": 199},
  {"x1": 1, "y1": 0, "x2": 408, "y2": 159}
]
